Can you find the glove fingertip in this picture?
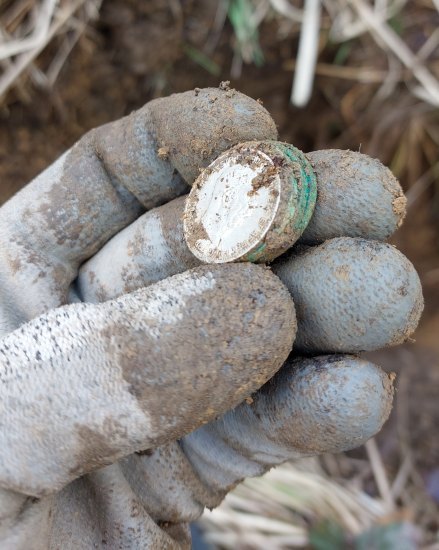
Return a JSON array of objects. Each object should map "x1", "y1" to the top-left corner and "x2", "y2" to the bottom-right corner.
[
  {"x1": 257, "y1": 354, "x2": 394, "y2": 455},
  {"x1": 151, "y1": 86, "x2": 278, "y2": 183}
]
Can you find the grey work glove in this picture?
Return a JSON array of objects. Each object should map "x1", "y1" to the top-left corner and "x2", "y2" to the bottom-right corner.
[{"x1": 0, "y1": 88, "x2": 423, "y2": 549}]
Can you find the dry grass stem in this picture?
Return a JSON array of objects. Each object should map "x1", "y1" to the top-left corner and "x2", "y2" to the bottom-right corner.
[
  {"x1": 291, "y1": 0, "x2": 321, "y2": 107},
  {"x1": 348, "y1": 0, "x2": 439, "y2": 106},
  {"x1": 0, "y1": 0, "x2": 56, "y2": 60},
  {"x1": 390, "y1": 454, "x2": 413, "y2": 499},
  {"x1": 268, "y1": 0, "x2": 304, "y2": 22},
  {"x1": 0, "y1": 0, "x2": 101, "y2": 99},
  {"x1": 365, "y1": 438, "x2": 396, "y2": 512},
  {"x1": 199, "y1": 457, "x2": 399, "y2": 548},
  {"x1": 285, "y1": 59, "x2": 391, "y2": 83}
]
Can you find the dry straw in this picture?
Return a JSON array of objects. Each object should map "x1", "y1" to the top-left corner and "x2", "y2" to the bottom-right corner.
[
  {"x1": 2, "y1": 0, "x2": 439, "y2": 111},
  {"x1": 199, "y1": 449, "x2": 428, "y2": 549},
  {"x1": 0, "y1": 0, "x2": 101, "y2": 101},
  {"x1": 239, "y1": 0, "x2": 439, "y2": 107}
]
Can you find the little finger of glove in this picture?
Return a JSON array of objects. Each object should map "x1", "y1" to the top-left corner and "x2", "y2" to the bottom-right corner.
[{"x1": 112, "y1": 354, "x2": 394, "y2": 525}]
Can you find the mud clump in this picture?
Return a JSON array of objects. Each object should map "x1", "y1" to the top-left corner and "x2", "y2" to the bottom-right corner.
[{"x1": 248, "y1": 165, "x2": 277, "y2": 197}]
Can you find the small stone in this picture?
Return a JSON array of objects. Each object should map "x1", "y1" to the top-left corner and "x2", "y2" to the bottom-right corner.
[{"x1": 157, "y1": 147, "x2": 170, "y2": 160}]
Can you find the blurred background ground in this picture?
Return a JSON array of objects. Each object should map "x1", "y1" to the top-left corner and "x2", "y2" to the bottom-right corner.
[{"x1": 0, "y1": 0, "x2": 438, "y2": 548}]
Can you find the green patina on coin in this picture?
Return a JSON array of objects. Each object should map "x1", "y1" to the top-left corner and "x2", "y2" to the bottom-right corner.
[{"x1": 243, "y1": 142, "x2": 317, "y2": 263}]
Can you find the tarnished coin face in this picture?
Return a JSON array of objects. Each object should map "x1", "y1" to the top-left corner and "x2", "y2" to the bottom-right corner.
[{"x1": 184, "y1": 141, "x2": 317, "y2": 264}]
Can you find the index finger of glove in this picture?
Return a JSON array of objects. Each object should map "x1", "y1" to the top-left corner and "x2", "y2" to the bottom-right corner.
[{"x1": 0, "y1": 87, "x2": 276, "y2": 330}]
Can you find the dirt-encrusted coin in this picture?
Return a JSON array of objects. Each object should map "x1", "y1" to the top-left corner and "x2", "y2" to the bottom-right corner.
[{"x1": 183, "y1": 141, "x2": 317, "y2": 263}]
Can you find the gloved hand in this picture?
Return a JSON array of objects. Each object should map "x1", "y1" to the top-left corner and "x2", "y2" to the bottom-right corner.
[{"x1": 0, "y1": 87, "x2": 423, "y2": 549}]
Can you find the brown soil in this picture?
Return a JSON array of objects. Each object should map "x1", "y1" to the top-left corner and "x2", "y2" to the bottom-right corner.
[{"x1": 0, "y1": 0, "x2": 438, "y2": 530}]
